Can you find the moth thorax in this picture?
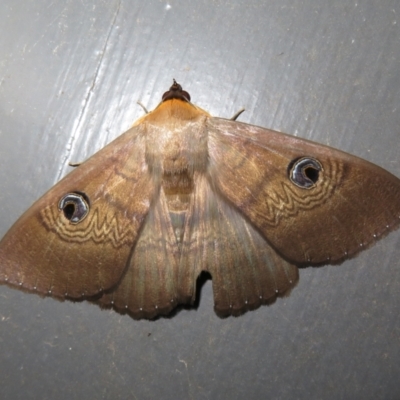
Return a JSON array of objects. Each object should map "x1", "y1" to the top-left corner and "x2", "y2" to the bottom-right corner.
[
  {"x1": 162, "y1": 155, "x2": 194, "y2": 195},
  {"x1": 162, "y1": 152, "x2": 193, "y2": 214}
]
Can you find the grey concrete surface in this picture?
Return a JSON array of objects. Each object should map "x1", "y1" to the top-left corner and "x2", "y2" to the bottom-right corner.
[{"x1": 0, "y1": 1, "x2": 399, "y2": 399}]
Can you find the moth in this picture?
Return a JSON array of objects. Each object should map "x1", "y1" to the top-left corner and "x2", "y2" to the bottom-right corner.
[{"x1": 0, "y1": 80, "x2": 399, "y2": 319}]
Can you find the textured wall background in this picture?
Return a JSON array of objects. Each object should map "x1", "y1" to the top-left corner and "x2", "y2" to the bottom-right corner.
[{"x1": 0, "y1": 1, "x2": 399, "y2": 399}]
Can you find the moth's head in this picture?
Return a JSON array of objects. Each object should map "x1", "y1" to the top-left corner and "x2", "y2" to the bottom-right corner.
[
  {"x1": 162, "y1": 80, "x2": 191, "y2": 103},
  {"x1": 132, "y1": 79, "x2": 210, "y2": 126}
]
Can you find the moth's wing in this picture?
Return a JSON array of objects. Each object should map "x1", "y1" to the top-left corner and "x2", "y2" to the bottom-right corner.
[
  {"x1": 207, "y1": 118, "x2": 400, "y2": 265},
  {"x1": 0, "y1": 125, "x2": 156, "y2": 299},
  {"x1": 96, "y1": 190, "x2": 182, "y2": 319},
  {"x1": 178, "y1": 173, "x2": 298, "y2": 317}
]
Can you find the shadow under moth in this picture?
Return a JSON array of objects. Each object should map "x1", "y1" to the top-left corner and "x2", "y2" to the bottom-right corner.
[{"x1": 0, "y1": 81, "x2": 399, "y2": 319}]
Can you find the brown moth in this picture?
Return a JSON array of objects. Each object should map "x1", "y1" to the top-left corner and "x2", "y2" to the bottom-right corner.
[{"x1": 0, "y1": 80, "x2": 400, "y2": 319}]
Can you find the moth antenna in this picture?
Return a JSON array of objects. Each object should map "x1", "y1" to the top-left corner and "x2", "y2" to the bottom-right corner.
[
  {"x1": 230, "y1": 108, "x2": 245, "y2": 121},
  {"x1": 137, "y1": 101, "x2": 149, "y2": 114}
]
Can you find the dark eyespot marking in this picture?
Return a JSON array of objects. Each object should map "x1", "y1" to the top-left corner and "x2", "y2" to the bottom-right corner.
[
  {"x1": 289, "y1": 157, "x2": 322, "y2": 189},
  {"x1": 58, "y1": 192, "x2": 90, "y2": 223}
]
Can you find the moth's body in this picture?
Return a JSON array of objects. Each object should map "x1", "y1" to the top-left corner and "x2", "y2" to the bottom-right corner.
[
  {"x1": 137, "y1": 99, "x2": 210, "y2": 245},
  {"x1": 0, "y1": 81, "x2": 399, "y2": 319}
]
